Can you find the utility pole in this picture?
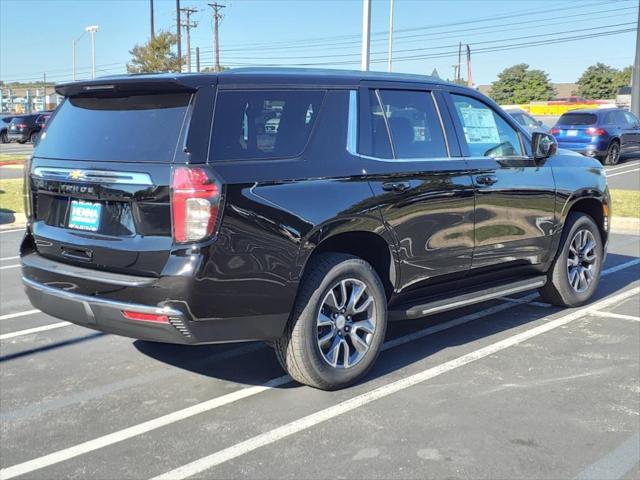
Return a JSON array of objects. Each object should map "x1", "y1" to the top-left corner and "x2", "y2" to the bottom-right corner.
[
  {"x1": 387, "y1": 0, "x2": 394, "y2": 72},
  {"x1": 361, "y1": 0, "x2": 371, "y2": 71},
  {"x1": 180, "y1": 6, "x2": 198, "y2": 72},
  {"x1": 150, "y1": 0, "x2": 155, "y2": 39},
  {"x1": 208, "y1": 3, "x2": 225, "y2": 72},
  {"x1": 466, "y1": 44, "x2": 473, "y2": 88},
  {"x1": 176, "y1": 0, "x2": 182, "y2": 72},
  {"x1": 196, "y1": 47, "x2": 201, "y2": 72},
  {"x1": 631, "y1": 0, "x2": 640, "y2": 116},
  {"x1": 42, "y1": 73, "x2": 47, "y2": 111},
  {"x1": 457, "y1": 42, "x2": 462, "y2": 82}
]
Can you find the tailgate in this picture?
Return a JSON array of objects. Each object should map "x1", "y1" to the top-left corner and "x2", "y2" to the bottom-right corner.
[{"x1": 27, "y1": 88, "x2": 196, "y2": 277}]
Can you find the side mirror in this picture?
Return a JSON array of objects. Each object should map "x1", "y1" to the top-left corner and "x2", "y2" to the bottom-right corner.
[
  {"x1": 537, "y1": 120, "x2": 544, "y2": 127},
  {"x1": 532, "y1": 132, "x2": 557, "y2": 160}
]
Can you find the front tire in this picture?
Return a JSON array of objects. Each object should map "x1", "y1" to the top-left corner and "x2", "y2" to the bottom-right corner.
[
  {"x1": 0, "y1": 131, "x2": 7, "y2": 143},
  {"x1": 275, "y1": 253, "x2": 387, "y2": 390},
  {"x1": 603, "y1": 141, "x2": 620, "y2": 165},
  {"x1": 538, "y1": 212, "x2": 603, "y2": 307}
]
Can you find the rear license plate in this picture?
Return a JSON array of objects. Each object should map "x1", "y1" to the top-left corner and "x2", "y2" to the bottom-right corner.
[
  {"x1": 68, "y1": 200, "x2": 102, "y2": 231},
  {"x1": 567, "y1": 129, "x2": 578, "y2": 136}
]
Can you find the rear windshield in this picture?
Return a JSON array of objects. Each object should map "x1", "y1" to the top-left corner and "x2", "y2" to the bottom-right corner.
[
  {"x1": 557, "y1": 113, "x2": 597, "y2": 126},
  {"x1": 211, "y1": 89, "x2": 325, "y2": 161},
  {"x1": 36, "y1": 93, "x2": 191, "y2": 162}
]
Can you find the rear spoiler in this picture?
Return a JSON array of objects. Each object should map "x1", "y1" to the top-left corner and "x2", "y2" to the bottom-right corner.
[{"x1": 56, "y1": 76, "x2": 201, "y2": 97}]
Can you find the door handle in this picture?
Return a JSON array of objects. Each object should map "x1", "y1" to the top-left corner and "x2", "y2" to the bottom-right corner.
[
  {"x1": 475, "y1": 175, "x2": 498, "y2": 186},
  {"x1": 382, "y1": 181, "x2": 411, "y2": 193}
]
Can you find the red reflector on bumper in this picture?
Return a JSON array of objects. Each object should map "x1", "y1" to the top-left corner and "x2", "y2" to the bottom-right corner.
[{"x1": 122, "y1": 310, "x2": 169, "y2": 324}]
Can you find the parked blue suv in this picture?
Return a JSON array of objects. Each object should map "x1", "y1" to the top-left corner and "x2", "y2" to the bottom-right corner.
[{"x1": 550, "y1": 109, "x2": 640, "y2": 165}]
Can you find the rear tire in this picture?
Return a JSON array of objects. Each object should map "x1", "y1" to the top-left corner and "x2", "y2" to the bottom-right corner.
[
  {"x1": 603, "y1": 140, "x2": 620, "y2": 165},
  {"x1": 29, "y1": 132, "x2": 38, "y2": 144},
  {"x1": 275, "y1": 253, "x2": 387, "y2": 390},
  {"x1": 538, "y1": 212, "x2": 603, "y2": 307}
]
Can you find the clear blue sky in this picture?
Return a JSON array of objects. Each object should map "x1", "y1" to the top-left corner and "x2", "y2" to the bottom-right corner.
[{"x1": 0, "y1": 0, "x2": 637, "y2": 85}]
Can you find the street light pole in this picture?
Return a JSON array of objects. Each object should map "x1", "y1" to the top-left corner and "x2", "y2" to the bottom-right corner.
[
  {"x1": 631, "y1": 1, "x2": 640, "y2": 117},
  {"x1": 361, "y1": 0, "x2": 371, "y2": 71},
  {"x1": 72, "y1": 39, "x2": 76, "y2": 81},
  {"x1": 85, "y1": 25, "x2": 99, "y2": 79},
  {"x1": 387, "y1": 0, "x2": 394, "y2": 72}
]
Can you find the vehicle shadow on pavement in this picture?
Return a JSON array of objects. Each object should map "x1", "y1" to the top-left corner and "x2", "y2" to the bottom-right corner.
[{"x1": 135, "y1": 253, "x2": 638, "y2": 389}]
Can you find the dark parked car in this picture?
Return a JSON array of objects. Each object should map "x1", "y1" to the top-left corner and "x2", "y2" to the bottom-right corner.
[
  {"x1": 7, "y1": 112, "x2": 50, "y2": 144},
  {"x1": 21, "y1": 69, "x2": 610, "y2": 390},
  {"x1": 1, "y1": 115, "x2": 15, "y2": 143},
  {"x1": 550, "y1": 108, "x2": 640, "y2": 165},
  {"x1": 503, "y1": 108, "x2": 548, "y2": 134}
]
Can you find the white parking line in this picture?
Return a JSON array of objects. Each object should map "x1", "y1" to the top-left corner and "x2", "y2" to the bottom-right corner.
[
  {"x1": 592, "y1": 311, "x2": 640, "y2": 322},
  {"x1": 605, "y1": 161, "x2": 640, "y2": 172},
  {"x1": 0, "y1": 322, "x2": 70, "y2": 341},
  {"x1": 0, "y1": 255, "x2": 19, "y2": 261},
  {"x1": 606, "y1": 167, "x2": 640, "y2": 178},
  {"x1": 0, "y1": 258, "x2": 637, "y2": 479},
  {"x1": 0, "y1": 228, "x2": 25, "y2": 234},
  {"x1": 153, "y1": 286, "x2": 640, "y2": 480},
  {"x1": 0, "y1": 309, "x2": 40, "y2": 321},
  {"x1": 0, "y1": 264, "x2": 20, "y2": 270}
]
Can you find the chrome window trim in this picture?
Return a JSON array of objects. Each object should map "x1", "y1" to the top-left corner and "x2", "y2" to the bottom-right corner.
[{"x1": 32, "y1": 167, "x2": 153, "y2": 185}]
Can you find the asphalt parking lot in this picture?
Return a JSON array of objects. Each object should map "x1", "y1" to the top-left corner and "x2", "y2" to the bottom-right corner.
[{"x1": 0, "y1": 225, "x2": 638, "y2": 479}]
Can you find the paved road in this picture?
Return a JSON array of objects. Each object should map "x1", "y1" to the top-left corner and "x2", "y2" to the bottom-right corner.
[
  {"x1": 0, "y1": 142, "x2": 33, "y2": 156},
  {"x1": 605, "y1": 158, "x2": 640, "y2": 191},
  {"x1": 0, "y1": 227, "x2": 638, "y2": 479}
]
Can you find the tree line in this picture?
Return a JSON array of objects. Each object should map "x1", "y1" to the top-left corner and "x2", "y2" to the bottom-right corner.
[{"x1": 488, "y1": 63, "x2": 632, "y2": 104}]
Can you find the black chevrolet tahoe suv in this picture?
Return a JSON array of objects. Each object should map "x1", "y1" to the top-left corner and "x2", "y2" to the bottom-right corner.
[{"x1": 21, "y1": 69, "x2": 610, "y2": 390}]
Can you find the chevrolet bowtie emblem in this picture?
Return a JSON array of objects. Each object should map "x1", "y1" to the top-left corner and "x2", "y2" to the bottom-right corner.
[{"x1": 69, "y1": 170, "x2": 84, "y2": 180}]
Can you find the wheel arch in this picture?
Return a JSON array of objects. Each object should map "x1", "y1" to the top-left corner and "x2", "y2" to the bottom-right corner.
[{"x1": 297, "y1": 223, "x2": 399, "y2": 302}]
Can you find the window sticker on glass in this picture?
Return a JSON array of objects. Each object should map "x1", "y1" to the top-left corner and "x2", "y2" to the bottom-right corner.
[{"x1": 458, "y1": 106, "x2": 500, "y2": 144}]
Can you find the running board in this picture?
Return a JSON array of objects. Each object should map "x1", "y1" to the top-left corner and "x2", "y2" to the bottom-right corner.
[{"x1": 389, "y1": 276, "x2": 547, "y2": 321}]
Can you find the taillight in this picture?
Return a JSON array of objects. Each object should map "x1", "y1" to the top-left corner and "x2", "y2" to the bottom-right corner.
[
  {"x1": 550, "y1": 128, "x2": 560, "y2": 135},
  {"x1": 171, "y1": 166, "x2": 221, "y2": 243},
  {"x1": 585, "y1": 127, "x2": 606, "y2": 136},
  {"x1": 16, "y1": 123, "x2": 27, "y2": 129}
]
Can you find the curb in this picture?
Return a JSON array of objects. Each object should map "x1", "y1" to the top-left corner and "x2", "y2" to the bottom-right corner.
[{"x1": 610, "y1": 216, "x2": 640, "y2": 235}]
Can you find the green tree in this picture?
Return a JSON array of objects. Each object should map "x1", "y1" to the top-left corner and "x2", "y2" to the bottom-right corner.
[
  {"x1": 576, "y1": 63, "x2": 620, "y2": 99},
  {"x1": 488, "y1": 64, "x2": 555, "y2": 104},
  {"x1": 613, "y1": 65, "x2": 632, "y2": 91},
  {"x1": 127, "y1": 31, "x2": 182, "y2": 74}
]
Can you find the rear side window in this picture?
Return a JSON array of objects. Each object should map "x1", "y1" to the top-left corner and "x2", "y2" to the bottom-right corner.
[
  {"x1": 36, "y1": 93, "x2": 191, "y2": 162},
  {"x1": 211, "y1": 90, "x2": 324, "y2": 161},
  {"x1": 378, "y1": 90, "x2": 448, "y2": 159},
  {"x1": 558, "y1": 113, "x2": 597, "y2": 126}
]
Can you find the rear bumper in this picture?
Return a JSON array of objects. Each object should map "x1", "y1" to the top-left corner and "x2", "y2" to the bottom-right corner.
[
  {"x1": 556, "y1": 141, "x2": 608, "y2": 157},
  {"x1": 23, "y1": 276, "x2": 193, "y2": 344},
  {"x1": 21, "y1": 253, "x2": 290, "y2": 344},
  {"x1": 7, "y1": 132, "x2": 29, "y2": 142}
]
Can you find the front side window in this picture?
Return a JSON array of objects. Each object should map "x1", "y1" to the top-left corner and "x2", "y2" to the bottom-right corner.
[
  {"x1": 211, "y1": 90, "x2": 324, "y2": 161},
  {"x1": 451, "y1": 94, "x2": 523, "y2": 158}
]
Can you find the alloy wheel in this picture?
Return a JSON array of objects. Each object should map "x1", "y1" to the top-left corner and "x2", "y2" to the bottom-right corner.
[
  {"x1": 316, "y1": 278, "x2": 376, "y2": 369},
  {"x1": 566, "y1": 229, "x2": 598, "y2": 293}
]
